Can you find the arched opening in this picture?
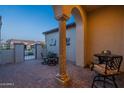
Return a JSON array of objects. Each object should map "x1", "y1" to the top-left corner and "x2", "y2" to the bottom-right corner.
[{"x1": 70, "y1": 7, "x2": 84, "y2": 67}]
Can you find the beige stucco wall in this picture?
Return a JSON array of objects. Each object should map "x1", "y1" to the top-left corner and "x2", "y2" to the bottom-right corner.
[
  {"x1": 87, "y1": 6, "x2": 124, "y2": 70},
  {"x1": 121, "y1": 6, "x2": 124, "y2": 71}
]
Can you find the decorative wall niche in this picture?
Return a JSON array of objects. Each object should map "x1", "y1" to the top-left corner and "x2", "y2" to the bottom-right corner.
[
  {"x1": 50, "y1": 39, "x2": 56, "y2": 46},
  {"x1": 66, "y1": 37, "x2": 70, "y2": 46}
]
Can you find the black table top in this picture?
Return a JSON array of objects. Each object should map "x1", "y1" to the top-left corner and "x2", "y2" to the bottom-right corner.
[{"x1": 94, "y1": 53, "x2": 122, "y2": 57}]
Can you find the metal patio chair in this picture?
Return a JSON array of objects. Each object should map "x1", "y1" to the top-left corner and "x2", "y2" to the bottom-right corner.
[
  {"x1": 91, "y1": 55, "x2": 123, "y2": 88},
  {"x1": 41, "y1": 53, "x2": 49, "y2": 65}
]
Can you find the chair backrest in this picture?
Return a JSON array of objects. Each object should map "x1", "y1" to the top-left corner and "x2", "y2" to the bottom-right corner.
[
  {"x1": 41, "y1": 53, "x2": 43, "y2": 58},
  {"x1": 107, "y1": 56, "x2": 123, "y2": 72}
]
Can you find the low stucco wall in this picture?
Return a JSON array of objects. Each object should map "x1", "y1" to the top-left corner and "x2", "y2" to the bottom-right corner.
[{"x1": 0, "y1": 49, "x2": 14, "y2": 64}]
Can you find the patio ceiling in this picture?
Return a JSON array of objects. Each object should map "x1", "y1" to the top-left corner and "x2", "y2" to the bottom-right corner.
[{"x1": 81, "y1": 5, "x2": 104, "y2": 12}]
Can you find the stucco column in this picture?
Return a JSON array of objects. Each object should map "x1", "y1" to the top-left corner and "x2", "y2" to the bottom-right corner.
[{"x1": 56, "y1": 15, "x2": 70, "y2": 84}]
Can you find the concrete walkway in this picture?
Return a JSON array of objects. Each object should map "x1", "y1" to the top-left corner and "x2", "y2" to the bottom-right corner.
[{"x1": 0, "y1": 60, "x2": 124, "y2": 88}]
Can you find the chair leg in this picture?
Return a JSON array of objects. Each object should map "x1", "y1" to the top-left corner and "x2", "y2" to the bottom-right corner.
[
  {"x1": 92, "y1": 76, "x2": 97, "y2": 88},
  {"x1": 103, "y1": 76, "x2": 106, "y2": 88},
  {"x1": 112, "y1": 76, "x2": 118, "y2": 88}
]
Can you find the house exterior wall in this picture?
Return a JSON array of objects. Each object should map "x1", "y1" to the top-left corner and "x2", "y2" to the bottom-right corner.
[
  {"x1": 66, "y1": 28, "x2": 76, "y2": 63},
  {"x1": 46, "y1": 31, "x2": 59, "y2": 55},
  {"x1": 87, "y1": 6, "x2": 124, "y2": 70},
  {"x1": 45, "y1": 27, "x2": 76, "y2": 63}
]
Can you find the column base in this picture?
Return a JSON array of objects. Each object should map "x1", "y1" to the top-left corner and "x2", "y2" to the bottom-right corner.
[{"x1": 56, "y1": 73, "x2": 70, "y2": 86}]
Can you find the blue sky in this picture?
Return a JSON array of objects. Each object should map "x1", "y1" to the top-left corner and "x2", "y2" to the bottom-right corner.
[{"x1": 0, "y1": 5, "x2": 74, "y2": 42}]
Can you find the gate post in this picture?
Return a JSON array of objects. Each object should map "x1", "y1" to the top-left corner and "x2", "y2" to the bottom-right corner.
[
  {"x1": 14, "y1": 43, "x2": 24, "y2": 63},
  {"x1": 35, "y1": 44, "x2": 42, "y2": 60}
]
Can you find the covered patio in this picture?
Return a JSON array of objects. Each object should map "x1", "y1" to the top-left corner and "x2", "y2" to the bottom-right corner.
[{"x1": 52, "y1": 5, "x2": 124, "y2": 85}]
